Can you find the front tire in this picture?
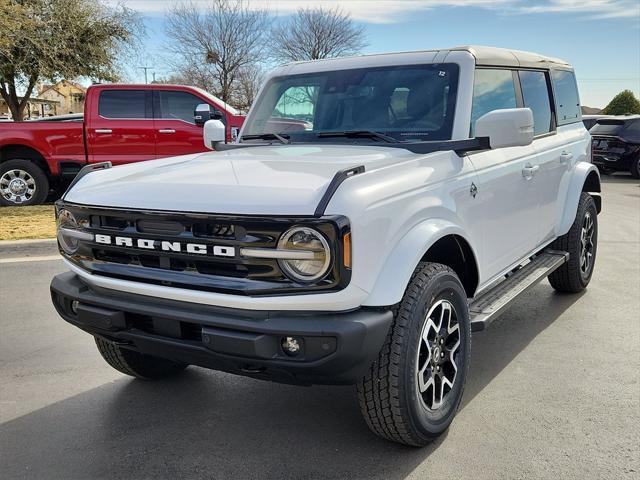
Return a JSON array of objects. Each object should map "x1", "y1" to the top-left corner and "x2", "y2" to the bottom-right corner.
[
  {"x1": 0, "y1": 159, "x2": 49, "y2": 206},
  {"x1": 548, "y1": 192, "x2": 598, "y2": 292},
  {"x1": 357, "y1": 263, "x2": 471, "y2": 446},
  {"x1": 95, "y1": 337, "x2": 188, "y2": 380}
]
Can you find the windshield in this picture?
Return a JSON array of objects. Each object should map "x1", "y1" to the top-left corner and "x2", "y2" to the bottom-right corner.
[{"x1": 241, "y1": 63, "x2": 459, "y2": 143}]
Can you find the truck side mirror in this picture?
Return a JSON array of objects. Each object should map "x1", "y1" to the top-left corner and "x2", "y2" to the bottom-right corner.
[
  {"x1": 194, "y1": 103, "x2": 224, "y2": 126},
  {"x1": 203, "y1": 119, "x2": 226, "y2": 149},
  {"x1": 475, "y1": 108, "x2": 534, "y2": 149}
]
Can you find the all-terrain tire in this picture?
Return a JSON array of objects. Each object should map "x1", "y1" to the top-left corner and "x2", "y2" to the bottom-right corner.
[
  {"x1": 95, "y1": 337, "x2": 188, "y2": 380},
  {"x1": 548, "y1": 192, "x2": 598, "y2": 293},
  {"x1": 0, "y1": 159, "x2": 49, "y2": 206},
  {"x1": 357, "y1": 262, "x2": 471, "y2": 446}
]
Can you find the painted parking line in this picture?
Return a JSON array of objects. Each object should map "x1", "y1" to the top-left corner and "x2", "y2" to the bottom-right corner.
[{"x1": 0, "y1": 255, "x2": 61, "y2": 264}]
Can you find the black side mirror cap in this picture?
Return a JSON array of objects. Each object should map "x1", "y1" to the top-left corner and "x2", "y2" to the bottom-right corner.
[{"x1": 194, "y1": 103, "x2": 225, "y2": 126}]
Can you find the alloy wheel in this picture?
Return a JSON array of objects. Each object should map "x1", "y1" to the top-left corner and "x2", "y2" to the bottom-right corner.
[
  {"x1": 0, "y1": 169, "x2": 36, "y2": 204},
  {"x1": 416, "y1": 299, "x2": 461, "y2": 411},
  {"x1": 580, "y1": 211, "x2": 595, "y2": 276}
]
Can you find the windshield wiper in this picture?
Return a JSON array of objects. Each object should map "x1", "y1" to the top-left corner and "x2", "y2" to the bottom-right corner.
[
  {"x1": 240, "y1": 133, "x2": 290, "y2": 144},
  {"x1": 316, "y1": 130, "x2": 397, "y2": 143}
]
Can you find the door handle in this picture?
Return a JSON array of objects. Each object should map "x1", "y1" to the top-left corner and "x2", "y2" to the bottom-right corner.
[
  {"x1": 158, "y1": 129, "x2": 176, "y2": 134},
  {"x1": 560, "y1": 151, "x2": 573, "y2": 164},
  {"x1": 95, "y1": 129, "x2": 112, "y2": 134},
  {"x1": 522, "y1": 164, "x2": 540, "y2": 179}
]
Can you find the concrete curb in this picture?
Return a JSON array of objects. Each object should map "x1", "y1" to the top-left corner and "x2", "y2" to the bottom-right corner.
[
  {"x1": 0, "y1": 238, "x2": 56, "y2": 247},
  {"x1": 0, "y1": 238, "x2": 58, "y2": 260}
]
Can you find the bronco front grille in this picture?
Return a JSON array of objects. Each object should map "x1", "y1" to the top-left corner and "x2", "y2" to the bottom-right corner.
[{"x1": 58, "y1": 203, "x2": 351, "y2": 296}]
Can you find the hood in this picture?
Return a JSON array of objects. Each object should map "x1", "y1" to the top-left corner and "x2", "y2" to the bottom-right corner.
[{"x1": 64, "y1": 145, "x2": 415, "y2": 215}]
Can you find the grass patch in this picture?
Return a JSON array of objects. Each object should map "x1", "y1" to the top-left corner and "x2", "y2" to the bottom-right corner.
[{"x1": 0, "y1": 205, "x2": 56, "y2": 241}]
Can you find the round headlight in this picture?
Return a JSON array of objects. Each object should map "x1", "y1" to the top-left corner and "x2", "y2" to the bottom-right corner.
[
  {"x1": 57, "y1": 209, "x2": 79, "y2": 255},
  {"x1": 277, "y1": 226, "x2": 331, "y2": 283}
]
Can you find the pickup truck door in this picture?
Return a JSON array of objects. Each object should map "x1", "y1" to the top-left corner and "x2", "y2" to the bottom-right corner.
[
  {"x1": 86, "y1": 89, "x2": 157, "y2": 165},
  {"x1": 466, "y1": 145, "x2": 541, "y2": 282},
  {"x1": 153, "y1": 90, "x2": 211, "y2": 158}
]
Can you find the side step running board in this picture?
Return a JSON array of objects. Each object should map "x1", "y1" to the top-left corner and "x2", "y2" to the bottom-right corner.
[{"x1": 469, "y1": 250, "x2": 569, "y2": 332}]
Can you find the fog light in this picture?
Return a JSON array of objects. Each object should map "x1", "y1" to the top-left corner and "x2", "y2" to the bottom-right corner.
[
  {"x1": 71, "y1": 300, "x2": 79, "y2": 314},
  {"x1": 281, "y1": 336, "x2": 302, "y2": 356}
]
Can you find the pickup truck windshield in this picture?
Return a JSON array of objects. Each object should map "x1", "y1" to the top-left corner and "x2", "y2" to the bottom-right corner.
[{"x1": 241, "y1": 64, "x2": 459, "y2": 143}]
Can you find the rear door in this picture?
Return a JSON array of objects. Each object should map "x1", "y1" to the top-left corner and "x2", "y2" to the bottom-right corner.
[
  {"x1": 153, "y1": 89, "x2": 211, "y2": 158},
  {"x1": 540, "y1": 70, "x2": 589, "y2": 241},
  {"x1": 517, "y1": 69, "x2": 571, "y2": 244},
  {"x1": 466, "y1": 68, "x2": 541, "y2": 281},
  {"x1": 86, "y1": 89, "x2": 156, "y2": 165}
]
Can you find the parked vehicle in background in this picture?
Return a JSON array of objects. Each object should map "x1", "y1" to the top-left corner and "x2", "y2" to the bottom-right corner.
[
  {"x1": 51, "y1": 46, "x2": 601, "y2": 446},
  {"x1": 0, "y1": 84, "x2": 245, "y2": 206},
  {"x1": 582, "y1": 114, "x2": 613, "y2": 131},
  {"x1": 591, "y1": 116, "x2": 640, "y2": 178}
]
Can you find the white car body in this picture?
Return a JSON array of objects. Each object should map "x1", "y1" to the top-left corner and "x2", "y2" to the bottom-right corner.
[{"x1": 61, "y1": 46, "x2": 600, "y2": 312}]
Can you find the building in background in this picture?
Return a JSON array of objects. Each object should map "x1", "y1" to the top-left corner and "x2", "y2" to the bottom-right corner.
[
  {"x1": 37, "y1": 80, "x2": 86, "y2": 115},
  {"x1": 0, "y1": 97, "x2": 60, "y2": 120}
]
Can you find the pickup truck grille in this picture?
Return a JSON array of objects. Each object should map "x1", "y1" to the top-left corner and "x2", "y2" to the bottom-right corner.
[{"x1": 59, "y1": 204, "x2": 350, "y2": 296}]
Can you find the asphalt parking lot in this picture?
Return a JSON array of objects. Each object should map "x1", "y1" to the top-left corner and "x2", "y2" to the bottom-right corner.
[{"x1": 0, "y1": 176, "x2": 638, "y2": 480}]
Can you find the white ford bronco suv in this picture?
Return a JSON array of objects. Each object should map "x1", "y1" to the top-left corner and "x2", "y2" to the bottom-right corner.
[{"x1": 51, "y1": 46, "x2": 601, "y2": 446}]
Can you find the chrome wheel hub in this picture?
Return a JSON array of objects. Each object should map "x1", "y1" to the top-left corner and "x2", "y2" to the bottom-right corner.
[
  {"x1": 1, "y1": 169, "x2": 36, "y2": 204},
  {"x1": 580, "y1": 211, "x2": 595, "y2": 275},
  {"x1": 416, "y1": 299, "x2": 461, "y2": 411}
]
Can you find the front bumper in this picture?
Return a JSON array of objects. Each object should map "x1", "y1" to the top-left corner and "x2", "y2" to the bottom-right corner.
[{"x1": 51, "y1": 272, "x2": 393, "y2": 386}]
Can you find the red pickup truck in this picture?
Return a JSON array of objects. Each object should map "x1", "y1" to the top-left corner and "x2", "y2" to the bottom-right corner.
[{"x1": 0, "y1": 84, "x2": 245, "y2": 206}]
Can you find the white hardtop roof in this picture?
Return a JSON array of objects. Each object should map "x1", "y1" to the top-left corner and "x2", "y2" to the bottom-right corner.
[{"x1": 279, "y1": 45, "x2": 572, "y2": 75}]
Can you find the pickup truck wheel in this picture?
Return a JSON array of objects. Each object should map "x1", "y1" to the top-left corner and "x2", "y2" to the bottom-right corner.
[
  {"x1": 95, "y1": 337, "x2": 188, "y2": 380},
  {"x1": 548, "y1": 192, "x2": 598, "y2": 292},
  {"x1": 631, "y1": 156, "x2": 640, "y2": 179},
  {"x1": 0, "y1": 159, "x2": 49, "y2": 206},
  {"x1": 357, "y1": 263, "x2": 471, "y2": 446}
]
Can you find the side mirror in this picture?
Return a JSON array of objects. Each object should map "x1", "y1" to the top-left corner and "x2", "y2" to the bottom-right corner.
[
  {"x1": 194, "y1": 103, "x2": 224, "y2": 126},
  {"x1": 203, "y1": 119, "x2": 226, "y2": 149},
  {"x1": 475, "y1": 108, "x2": 534, "y2": 149}
]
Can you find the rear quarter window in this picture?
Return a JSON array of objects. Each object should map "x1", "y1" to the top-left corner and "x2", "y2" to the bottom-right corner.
[
  {"x1": 590, "y1": 120, "x2": 626, "y2": 136},
  {"x1": 551, "y1": 70, "x2": 581, "y2": 125}
]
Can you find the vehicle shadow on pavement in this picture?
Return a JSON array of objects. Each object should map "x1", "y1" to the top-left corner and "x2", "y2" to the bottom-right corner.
[{"x1": 0, "y1": 285, "x2": 583, "y2": 480}]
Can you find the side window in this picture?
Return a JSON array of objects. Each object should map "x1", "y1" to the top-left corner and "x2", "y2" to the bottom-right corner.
[
  {"x1": 98, "y1": 90, "x2": 147, "y2": 119},
  {"x1": 157, "y1": 91, "x2": 204, "y2": 123},
  {"x1": 519, "y1": 70, "x2": 553, "y2": 135},
  {"x1": 273, "y1": 86, "x2": 318, "y2": 124},
  {"x1": 471, "y1": 69, "x2": 517, "y2": 134},
  {"x1": 551, "y1": 70, "x2": 581, "y2": 125}
]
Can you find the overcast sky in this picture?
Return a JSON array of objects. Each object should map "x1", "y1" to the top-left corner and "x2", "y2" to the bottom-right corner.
[{"x1": 112, "y1": 0, "x2": 640, "y2": 108}]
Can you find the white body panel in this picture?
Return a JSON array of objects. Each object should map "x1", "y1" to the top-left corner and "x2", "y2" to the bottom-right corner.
[{"x1": 61, "y1": 46, "x2": 597, "y2": 312}]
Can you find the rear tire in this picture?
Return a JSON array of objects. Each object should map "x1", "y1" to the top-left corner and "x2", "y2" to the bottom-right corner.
[
  {"x1": 357, "y1": 262, "x2": 471, "y2": 446},
  {"x1": 630, "y1": 156, "x2": 640, "y2": 179},
  {"x1": 0, "y1": 159, "x2": 49, "y2": 206},
  {"x1": 548, "y1": 193, "x2": 598, "y2": 293},
  {"x1": 95, "y1": 337, "x2": 188, "y2": 380}
]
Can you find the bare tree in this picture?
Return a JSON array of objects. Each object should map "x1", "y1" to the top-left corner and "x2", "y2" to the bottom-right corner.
[
  {"x1": 166, "y1": 0, "x2": 270, "y2": 105},
  {"x1": 231, "y1": 64, "x2": 264, "y2": 113},
  {"x1": 269, "y1": 7, "x2": 367, "y2": 64}
]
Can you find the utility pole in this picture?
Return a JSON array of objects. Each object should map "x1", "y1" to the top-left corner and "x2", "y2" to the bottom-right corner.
[{"x1": 139, "y1": 66, "x2": 152, "y2": 84}]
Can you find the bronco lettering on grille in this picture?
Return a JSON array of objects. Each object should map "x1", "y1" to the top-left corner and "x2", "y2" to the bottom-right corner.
[{"x1": 94, "y1": 234, "x2": 235, "y2": 257}]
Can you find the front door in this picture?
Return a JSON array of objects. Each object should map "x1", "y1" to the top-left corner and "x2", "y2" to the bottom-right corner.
[
  {"x1": 153, "y1": 90, "x2": 212, "y2": 158},
  {"x1": 87, "y1": 89, "x2": 156, "y2": 165}
]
